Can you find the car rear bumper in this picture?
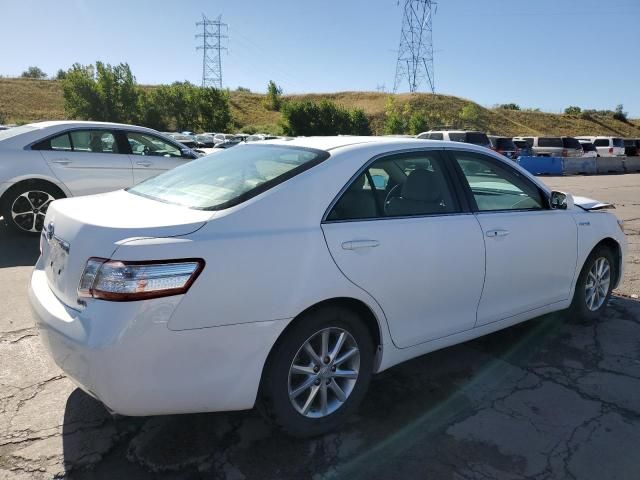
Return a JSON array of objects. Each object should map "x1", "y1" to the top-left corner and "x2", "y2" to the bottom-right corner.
[{"x1": 29, "y1": 261, "x2": 289, "y2": 416}]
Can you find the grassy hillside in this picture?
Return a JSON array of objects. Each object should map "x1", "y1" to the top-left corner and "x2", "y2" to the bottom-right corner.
[{"x1": 1, "y1": 78, "x2": 639, "y2": 138}]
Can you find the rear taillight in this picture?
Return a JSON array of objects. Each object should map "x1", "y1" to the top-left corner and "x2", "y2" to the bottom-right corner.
[
  {"x1": 562, "y1": 149, "x2": 568, "y2": 157},
  {"x1": 609, "y1": 147, "x2": 614, "y2": 154},
  {"x1": 78, "y1": 258, "x2": 205, "y2": 301}
]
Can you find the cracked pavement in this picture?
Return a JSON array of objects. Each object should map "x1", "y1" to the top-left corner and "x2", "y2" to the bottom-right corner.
[{"x1": 1, "y1": 174, "x2": 640, "y2": 479}]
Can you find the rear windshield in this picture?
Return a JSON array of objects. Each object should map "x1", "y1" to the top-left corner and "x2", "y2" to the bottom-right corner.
[
  {"x1": 594, "y1": 139, "x2": 609, "y2": 147},
  {"x1": 466, "y1": 132, "x2": 490, "y2": 145},
  {"x1": 581, "y1": 142, "x2": 596, "y2": 151},
  {"x1": 538, "y1": 137, "x2": 563, "y2": 148},
  {"x1": 496, "y1": 138, "x2": 516, "y2": 150},
  {"x1": 513, "y1": 140, "x2": 529, "y2": 148},
  {"x1": 562, "y1": 137, "x2": 582, "y2": 149},
  {"x1": 0, "y1": 124, "x2": 39, "y2": 142},
  {"x1": 613, "y1": 138, "x2": 624, "y2": 148},
  {"x1": 128, "y1": 144, "x2": 329, "y2": 210}
]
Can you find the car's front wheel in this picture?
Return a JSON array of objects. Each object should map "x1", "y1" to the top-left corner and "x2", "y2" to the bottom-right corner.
[
  {"x1": 569, "y1": 246, "x2": 615, "y2": 321},
  {"x1": 1, "y1": 182, "x2": 63, "y2": 234},
  {"x1": 259, "y1": 306, "x2": 374, "y2": 437}
]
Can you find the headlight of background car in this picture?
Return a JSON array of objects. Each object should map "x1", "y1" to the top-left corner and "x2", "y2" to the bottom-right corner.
[{"x1": 78, "y1": 258, "x2": 204, "y2": 301}]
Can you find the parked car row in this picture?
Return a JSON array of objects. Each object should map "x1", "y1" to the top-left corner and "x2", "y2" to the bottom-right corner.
[{"x1": 417, "y1": 129, "x2": 639, "y2": 160}]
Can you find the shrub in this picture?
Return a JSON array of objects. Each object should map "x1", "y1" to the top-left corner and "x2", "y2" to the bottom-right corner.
[
  {"x1": 281, "y1": 100, "x2": 370, "y2": 136},
  {"x1": 21, "y1": 66, "x2": 47, "y2": 79},
  {"x1": 458, "y1": 103, "x2": 482, "y2": 127},
  {"x1": 564, "y1": 106, "x2": 581, "y2": 115},
  {"x1": 498, "y1": 103, "x2": 520, "y2": 110}
]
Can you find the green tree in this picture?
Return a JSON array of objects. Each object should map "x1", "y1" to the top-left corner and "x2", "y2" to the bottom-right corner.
[
  {"x1": 564, "y1": 106, "x2": 581, "y2": 115},
  {"x1": 21, "y1": 66, "x2": 47, "y2": 79},
  {"x1": 264, "y1": 80, "x2": 283, "y2": 111},
  {"x1": 613, "y1": 104, "x2": 627, "y2": 122},
  {"x1": 383, "y1": 96, "x2": 405, "y2": 134},
  {"x1": 349, "y1": 109, "x2": 371, "y2": 135},
  {"x1": 61, "y1": 63, "x2": 102, "y2": 120},
  {"x1": 497, "y1": 103, "x2": 520, "y2": 110},
  {"x1": 408, "y1": 111, "x2": 429, "y2": 135},
  {"x1": 55, "y1": 69, "x2": 67, "y2": 80}
]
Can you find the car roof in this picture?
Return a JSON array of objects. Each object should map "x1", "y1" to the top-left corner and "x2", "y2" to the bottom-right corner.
[{"x1": 24, "y1": 120, "x2": 157, "y2": 130}]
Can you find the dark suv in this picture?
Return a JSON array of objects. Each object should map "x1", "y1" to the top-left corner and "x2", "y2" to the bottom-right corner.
[{"x1": 624, "y1": 139, "x2": 640, "y2": 157}]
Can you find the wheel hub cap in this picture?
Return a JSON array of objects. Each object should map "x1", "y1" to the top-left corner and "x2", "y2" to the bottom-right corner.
[
  {"x1": 288, "y1": 327, "x2": 360, "y2": 418},
  {"x1": 10, "y1": 190, "x2": 55, "y2": 233},
  {"x1": 585, "y1": 257, "x2": 611, "y2": 311}
]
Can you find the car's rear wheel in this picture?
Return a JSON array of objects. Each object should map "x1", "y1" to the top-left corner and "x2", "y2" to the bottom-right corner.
[
  {"x1": 1, "y1": 182, "x2": 63, "y2": 234},
  {"x1": 259, "y1": 306, "x2": 374, "y2": 437},
  {"x1": 569, "y1": 246, "x2": 615, "y2": 321}
]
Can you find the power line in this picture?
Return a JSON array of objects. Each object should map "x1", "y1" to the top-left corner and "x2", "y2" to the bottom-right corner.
[
  {"x1": 393, "y1": 0, "x2": 437, "y2": 94},
  {"x1": 196, "y1": 13, "x2": 228, "y2": 89}
]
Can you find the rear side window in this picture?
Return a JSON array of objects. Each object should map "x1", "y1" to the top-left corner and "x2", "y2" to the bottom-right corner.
[
  {"x1": 69, "y1": 130, "x2": 119, "y2": 153},
  {"x1": 538, "y1": 137, "x2": 563, "y2": 148},
  {"x1": 562, "y1": 137, "x2": 582, "y2": 149},
  {"x1": 593, "y1": 139, "x2": 609, "y2": 147},
  {"x1": 327, "y1": 151, "x2": 459, "y2": 221},
  {"x1": 448, "y1": 132, "x2": 465, "y2": 142},
  {"x1": 466, "y1": 132, "x2": 490, "y2": 146}
]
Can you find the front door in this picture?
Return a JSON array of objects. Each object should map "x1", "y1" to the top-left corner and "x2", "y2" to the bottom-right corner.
[
  {"x1": 448, "y1": 149, "x2": 578, "y2": 326},
  {"x1": 321, "y1": 150, "x2": 486, "y2": 348}
]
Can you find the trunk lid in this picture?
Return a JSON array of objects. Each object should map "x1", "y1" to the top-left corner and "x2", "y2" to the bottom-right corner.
[{"x1": 41, "y1": 190, "x2": 213, "y2": 308}]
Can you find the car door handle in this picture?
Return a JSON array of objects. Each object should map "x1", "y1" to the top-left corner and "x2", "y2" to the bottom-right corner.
[
  {"x1": 136, "y1": 160, "x2": 152, "y2": 167},
  {"x1": 51, "y1": 158, "x2": 71, "y2": 165},
  {"x1": 486, "y1": 229, "x2": 510, "y2": 237},
  {"x1": 342, "y1": 240, "x2": 380, "y2": 250}
]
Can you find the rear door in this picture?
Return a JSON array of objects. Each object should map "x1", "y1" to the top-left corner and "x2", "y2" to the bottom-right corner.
[
  {"x1": 124, "y1": 131, "x2": 193, "y2": 184},
  {"x1": 35, "y1": 129, "x2": 134, "y2": 196},
  {"x1": 448, "y1": 149, "x2": 577, "y2": 326},
  {"x1": 322, "y1": 149, "x2": 486, "y2": 348}
]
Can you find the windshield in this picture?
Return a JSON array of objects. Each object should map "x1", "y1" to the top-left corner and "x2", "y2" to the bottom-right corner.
[
  {"x1": 128, "y1": 144, "x2": 329, "y2": 210},
  {"x1": 0, "y1": 124, "x2": 39, "y2": 142}
]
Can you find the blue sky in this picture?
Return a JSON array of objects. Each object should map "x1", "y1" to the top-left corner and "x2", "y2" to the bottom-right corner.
[{"x1": 3, "y1": 0, "x2": 639, "y2": 115}]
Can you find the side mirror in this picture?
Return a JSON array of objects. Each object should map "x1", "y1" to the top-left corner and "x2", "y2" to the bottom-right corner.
[
  {"x1": 550, "y1": 191, "x2": 570, "y2": 210},
  {"x1": 181, "y1": 148, "x2": 197, "y2": 159}
]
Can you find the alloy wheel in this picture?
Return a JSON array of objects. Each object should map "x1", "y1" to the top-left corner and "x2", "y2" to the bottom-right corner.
[
  {"x1": 288, "y1": 327, "x2": 360, "y2": 418},
  {"x1": 10, "y1": 190, "x2": 55, "y2": 233},
  {"x1": 585, "y1": 256, "x2": 611, "y2": 311}
]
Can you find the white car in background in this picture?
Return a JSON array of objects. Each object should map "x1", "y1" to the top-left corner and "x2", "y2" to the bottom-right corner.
[
  {"x1": 576, "y1": 136, "x2": 625, "y2": 157},
  {"x1": 30, "y1": 137, "x2": 626, "y2": 437},
  {"x1": 0, "y1": 121, "x2": 199, "y2": 233}
]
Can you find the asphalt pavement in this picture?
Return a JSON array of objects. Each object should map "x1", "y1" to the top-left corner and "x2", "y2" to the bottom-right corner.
[{"x1": 1, "y1": 174, "x2": 639, "y2": 479}]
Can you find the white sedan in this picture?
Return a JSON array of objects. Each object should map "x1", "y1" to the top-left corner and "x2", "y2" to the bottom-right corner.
[
  {"x1": 0, "y1": 121, "x2": 199, "y2": 233},
  {"x1": 29, "y1": 137, "x2": 626, "y2": 437}
]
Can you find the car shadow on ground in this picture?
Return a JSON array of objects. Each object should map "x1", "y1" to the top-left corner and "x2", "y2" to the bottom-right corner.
[
  {"x1": 60, "y1": 295, "x2": 640, "y2": 479},
  {"x1": 0, "y1": 219, "x2": 40, "y2": 267}
]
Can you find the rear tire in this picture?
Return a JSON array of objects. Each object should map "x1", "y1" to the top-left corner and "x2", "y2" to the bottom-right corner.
[
  {"x1": 258, "y1": 306, "x2": 374, "y2": 438},
  {"x1": 1, "y1": 182, "x2": 63, "y2": 235},
  {"x1": 569, "y1": 246, "x2": 615, "y2": 321}
]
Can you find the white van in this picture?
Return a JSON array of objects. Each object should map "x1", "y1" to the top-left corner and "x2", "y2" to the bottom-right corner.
[{"x1": 575, "y1": 137, "x2": 625, "y2": 157}]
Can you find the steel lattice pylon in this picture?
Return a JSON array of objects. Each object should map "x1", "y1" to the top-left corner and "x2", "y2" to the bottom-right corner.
[
  {"x1": 196, "y1": 14, "x2": 228, "y2": 89},
  {"x1": 393, "y1": 0, "x2": 436, "y2": 94}
]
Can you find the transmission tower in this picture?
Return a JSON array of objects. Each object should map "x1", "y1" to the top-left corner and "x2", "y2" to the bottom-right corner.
[
  {"x1": 393, "y1": 0, "x2": 436, "y2": 94},
  {"x1": 196, "y1": 14, "x2": 228, "y2": 89}
]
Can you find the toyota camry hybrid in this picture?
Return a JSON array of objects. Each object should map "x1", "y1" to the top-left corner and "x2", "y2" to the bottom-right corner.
[{"x1": 29, "y1": 136, "x2": 626, "y2": 437}]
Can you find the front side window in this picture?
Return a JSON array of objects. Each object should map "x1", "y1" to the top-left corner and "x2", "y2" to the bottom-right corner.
[
  {"x1": 429, "y1": 132, "x2": 443, "y2": 140},
  {"x1": 452, "y1": 151, "x2": 544, "y2": 211},
  {"x1": 128, "y1": 144, "x2": 328, "y2": 210},
  {"x1": 127, "y1": 132, "x2": 181, "y2": 157},
  {"x1": 327, "y1": 152, "x2": 459, "y2": 221},
  {"x1": 69, "y1": 130, "x2": 119, "y2": 153}
]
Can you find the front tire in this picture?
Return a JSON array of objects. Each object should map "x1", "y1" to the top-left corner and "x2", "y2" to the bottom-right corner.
[
  {"x1": 259, "y1": 306, "x2": 374, "y2": 438},
  {"x1": 1, "y1": 182, "x2": 62, "y2": 235},
  {"x1": 569, "y1": 246, "x2": 615, "y2": 321}
]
